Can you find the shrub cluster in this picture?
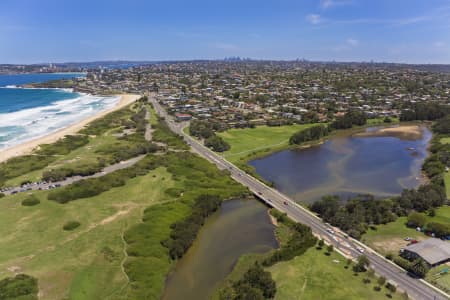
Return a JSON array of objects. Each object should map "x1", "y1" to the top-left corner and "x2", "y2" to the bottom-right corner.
[
  {"x1": 0, "y1": 274, "x2": 38, "y2": 300},
  {"x1": 36, "y1": 135, "x2": 89, "y2": 156},
  {"x1": 21, "y1": 195, "x2": 40, "y2": 206},
  {"x1": 96, "y1": 133, "x2": 159, "y2": 164},
  {"x1": 189, "y1": 119, "x2": 223, "y2": 139},
  {"x1": 289, "y1": 124, "x2": 329, "y2": 145},
  {"x1": 63, "y1": 221, "x2": 81, "y2": 231},
  {"x1": 422, "y1": 117, "x2": 450, "y2": 185},
  {"x1": 152, "y1": 115, "x2": 189, "y2": 149},
  {"x1": 394, "y1": 256, "x2": 430, "y2": 278},
  {"x1": 204, "y1": 135, "x2": 230, "y2": 152},
  {"x1": 162, "y1": 194, "x2": 222, "y2": 259},
  {"x1": 79, "y1": 106, "x2": 135, "y2": 136},
  {"x1": 42, "y1": 162, "x2": 103, "y2": 182},
  {"x1": 330, "y1": 110, "x2": 367, "y2": 129},
  {"x1": 262, "y1": 210, "x2": 317, "y2": 266}
]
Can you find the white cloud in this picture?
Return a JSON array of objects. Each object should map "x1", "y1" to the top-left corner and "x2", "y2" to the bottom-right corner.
[
  {"x1": 306, "y1": 14, "x2": 322, "y2": 25},
  {"x1": 346, "y1": 38, "x2": 359, "y2": 46},
  {"x1": 320, "y1": 0, "x2": 352, "y2": 9}
]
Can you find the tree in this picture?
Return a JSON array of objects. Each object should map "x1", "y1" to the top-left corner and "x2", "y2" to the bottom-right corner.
[
  {"x1": 317, "y1": 239, "x2": 325, "y2": 249},
  {"x1": 426, "y1": 222, "x2": 450, "y2": 238},
  {"x1": 406, "y1": 212, "x2": 427, "y2": 228},
  {"x1": 326, "y1": 245, "x2": 334, "y2": 253},
  {"x1": 377, "y1": 276, "x2": 386, "y2": 286},
  {"x1": 353, "y1": 255, "x2": 370, "y2": 272},
  {"x1": 232, "y1": 283, "x2": 264, "y2": 300},
  {"x1": 228, "y1": 262, "x2": 277, "y2": 300},
  {"x1": 411, "y1": 259, "x2": 429, "y2": 278},
  {"x1": 289, "y1": 125, "x2": 329, "y2": 145},
  {"x1": 204, "y1": 135, "x2": 231, "y2": 152},
  {"x1": 386, "y1": 282, "x2": 397, "y2": 294}
]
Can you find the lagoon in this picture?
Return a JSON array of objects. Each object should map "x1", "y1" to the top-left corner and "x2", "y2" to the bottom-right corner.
[{"x1": 249, "y1": 126, "x2": 432, "y2": 204}]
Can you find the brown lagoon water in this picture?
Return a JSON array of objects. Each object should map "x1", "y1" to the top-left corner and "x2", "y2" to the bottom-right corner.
[
  {"x1": 162, "y1": 199, "x2": 277, "y2": 300},
  {"x1": 249, "y1": 126, "x2": 432, "y2": 204}
]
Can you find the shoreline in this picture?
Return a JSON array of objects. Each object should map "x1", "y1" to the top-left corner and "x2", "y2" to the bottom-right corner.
[
  {"x1": 236, "y1": 123, "x2": 426, "y2": 165},
  {"x1": 0, "y1": 94, "x2": 140, "y2": 163}
]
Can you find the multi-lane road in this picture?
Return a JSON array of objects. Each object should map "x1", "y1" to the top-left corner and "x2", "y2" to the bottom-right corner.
[{"x1": 150, "y1": 96, "x2": 449, "y2": 300}]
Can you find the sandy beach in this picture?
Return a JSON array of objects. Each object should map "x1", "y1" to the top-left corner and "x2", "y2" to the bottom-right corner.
[
  {"x1": 355, "y1": 125, "x2": 423, "y2": 140},
  {"x1": 0, "y1": 94, "x2": 140, "y2": 163}
]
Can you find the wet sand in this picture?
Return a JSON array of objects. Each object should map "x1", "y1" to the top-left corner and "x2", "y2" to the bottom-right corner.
[{"x1": 354, "y1": 125, "x2": 423, "y2": 140}]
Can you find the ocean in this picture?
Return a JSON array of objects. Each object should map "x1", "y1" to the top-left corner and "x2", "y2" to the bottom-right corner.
[{"x1": 0, "y1": 73, "x2": 120, "y2": 150}]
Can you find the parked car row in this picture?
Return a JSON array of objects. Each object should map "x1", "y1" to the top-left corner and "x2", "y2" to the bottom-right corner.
[{"x1": 1, "y1": 181, "x2": 61, "y2": 195}]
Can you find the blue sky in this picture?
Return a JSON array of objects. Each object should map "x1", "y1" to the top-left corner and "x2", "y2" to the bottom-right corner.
[{"x1": 1, "y1": 0, "x2": 450, "y2": 64}]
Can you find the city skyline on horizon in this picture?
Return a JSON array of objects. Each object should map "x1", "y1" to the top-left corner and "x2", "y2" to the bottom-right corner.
[{"x1": 1, "y1": 0, "x2": 450, "y2": 64}]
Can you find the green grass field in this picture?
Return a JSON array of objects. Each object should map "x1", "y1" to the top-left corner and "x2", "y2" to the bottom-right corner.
[
  {"x1": 445, "y1": 172, "x2": 450, "y2": 198},
  {"x1": 362, "y1": 217, "x2": 424, "y2": 255},
  {"x1": 363, "y1": 206, "x2": 450, "y2": 255},
  {"x1": 0, "y1": 167, "x2": 173, "y2": 300},
  {"x1": 217, "y1": 124, "x2": 321, "y2": 163},
  {"x1": 441, "y1": 137, "x2": 450, "y2": 144},
  {"x1": 268, "y1": 248, "x2": 403, "y2": 300},
  {"x1": 426, "y1": 264, "x2": 450, "y2": 294},
  {"x1": 268, "y1": 248, "x2": 401, "y2": 300}
]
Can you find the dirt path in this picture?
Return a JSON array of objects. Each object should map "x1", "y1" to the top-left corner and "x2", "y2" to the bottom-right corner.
[{"x1": 144, "y1": 108, "x2": 152, "y2": 142}]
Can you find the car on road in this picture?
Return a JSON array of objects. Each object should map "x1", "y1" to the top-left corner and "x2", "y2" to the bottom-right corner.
[
  {"x1": 257, "y1": 191, "x2": 262, "y2": 195},
  {"x1": 283, "y1": 201, "x2": 288, "y2": 205}
]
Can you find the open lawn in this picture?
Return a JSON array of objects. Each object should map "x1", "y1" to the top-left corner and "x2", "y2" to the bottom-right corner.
[
  {"x1": 269, "y1": 247, "x2": 403, "y2": 300},
  {"x1": 441, "y1": 137, "x2": 450, "y2": 144},
  {"x1": 362, "y1": 217, "x2": 424, "y2": 255},
  {"x1": 0, "y1": 167, "x2": 174, "y2": 300},
  {"x1": 445, "y1": 172, "x2": 450, "y2": 199},
  {"x1": 217, "y1": 124, "x2": 321, "y2": 163},
  {"x1": 363, "y1": 206, "x2": 450, "y2": 255},
  {"x1": 427, "y1": 264, "x2": 450, "y2": 293}
]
